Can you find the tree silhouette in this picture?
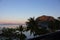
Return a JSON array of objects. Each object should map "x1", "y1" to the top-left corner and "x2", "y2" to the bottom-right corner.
[
  {"x1": 48, "y1": 19, "x2": 60, "y2": 32},
  {"x1": 54, "y1": 19, "x2": 60, "y2": 30},
  {"x1": 47, "y1": 21, "x2": 55, "y2": 32},
  {"x1": 17, "y1": 25, "x2": 26, "y2": 40},
  {"x1": 2, "y1": 28, "x2": 16, "y2": 39},
  {"x1": 26, "y1": 17, "x2": 39, "y2": 36}
]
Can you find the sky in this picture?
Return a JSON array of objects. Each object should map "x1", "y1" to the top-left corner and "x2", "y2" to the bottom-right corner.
[{"x1": 0, "y1": 0, "x2": 60, "y2": 24}]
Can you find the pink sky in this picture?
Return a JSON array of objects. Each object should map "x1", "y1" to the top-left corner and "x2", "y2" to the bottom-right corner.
[{"x1": 0, "y1": 19, "x2": 27, "y2": 24}]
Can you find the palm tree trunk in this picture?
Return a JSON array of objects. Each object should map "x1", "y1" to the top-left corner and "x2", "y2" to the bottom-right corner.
[{"x1": 20, "y1": 31, "x2": 22, "y2": 40}]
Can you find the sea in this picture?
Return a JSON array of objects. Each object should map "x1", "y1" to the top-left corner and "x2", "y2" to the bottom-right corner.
[{"x1": 0, "y1": 24, "x2": 19, "y2": 28}]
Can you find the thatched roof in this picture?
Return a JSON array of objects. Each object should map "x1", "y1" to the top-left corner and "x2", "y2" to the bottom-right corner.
[{"x1": 36, "y1": 15, "x2": 55, "y2": 22}]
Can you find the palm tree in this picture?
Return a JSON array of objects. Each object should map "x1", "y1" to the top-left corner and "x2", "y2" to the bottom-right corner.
[
  {"x1": 17, "y1": 25, "x2": 26, "y2": 40},
  {"x1": 26, "y1": 17, "x2": 40, "y2": 37},
  {"x1": 17, "y1": 33, "x2": 26, "y2": 40}
]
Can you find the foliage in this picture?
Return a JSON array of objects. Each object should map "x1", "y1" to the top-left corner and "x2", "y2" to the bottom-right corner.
[
  {"x1": 2, "y1": 28, "x2": 15, "y2": 37},
  {"x1": 16, "y1": 33, "x2": 26, "y2": 40},
  {"x1": 15, "y1": 25, "x2": 26, "y2": 40},
  {"x1": 26, "y1": 17, "x2": 39, "y2": 35}
]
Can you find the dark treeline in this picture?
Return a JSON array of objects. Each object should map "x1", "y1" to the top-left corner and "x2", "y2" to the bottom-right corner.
[{"x1": 0, "y1": 15, "x2": 60, "y2": 40}]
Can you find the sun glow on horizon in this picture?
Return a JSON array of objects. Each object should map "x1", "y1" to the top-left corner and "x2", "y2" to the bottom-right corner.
[{"x1": 0, "y1": 19, "x2": 27, "y2": 24}]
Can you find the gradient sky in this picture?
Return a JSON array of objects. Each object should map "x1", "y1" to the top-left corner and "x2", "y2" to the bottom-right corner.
[{"x1": 0, "y1": 0, "x2": 60, "y2": 24}]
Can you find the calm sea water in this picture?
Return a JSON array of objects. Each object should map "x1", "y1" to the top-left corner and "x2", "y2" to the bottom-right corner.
[
  {"x1": 0, "y1": 24, "x2": 34, "y2": 39},
  {"x1": 0, "y1": 24, "x2": 19, "y2": 28}
]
